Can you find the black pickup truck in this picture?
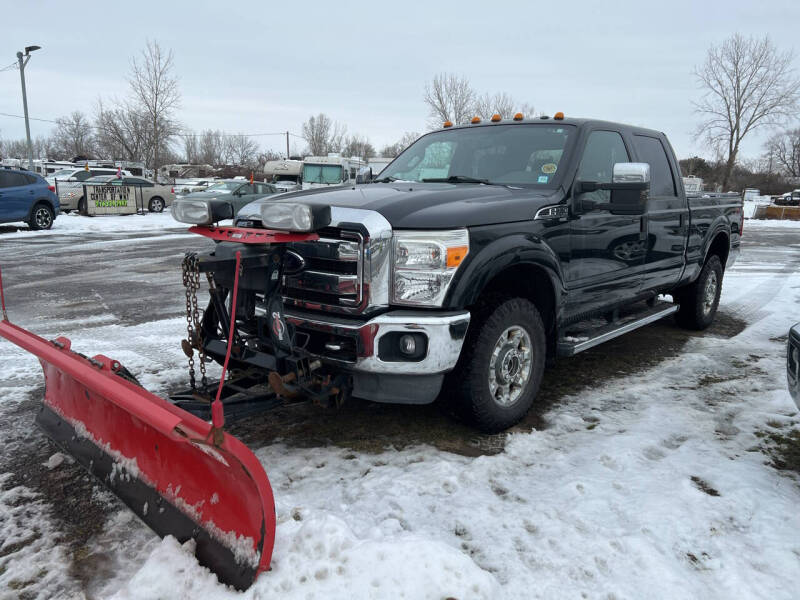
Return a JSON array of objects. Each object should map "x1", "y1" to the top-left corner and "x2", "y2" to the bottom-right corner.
[{"x1": 172, "y1": 115, "x2": 743, "y2": 432}]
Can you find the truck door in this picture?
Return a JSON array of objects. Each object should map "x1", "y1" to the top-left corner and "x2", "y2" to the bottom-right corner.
[
  {"x1": 632, "y1": 134, "x2": 687, "y2": 293},
  {"x1": 566, "y1": 129, "x2": 644, "y2": 317}
]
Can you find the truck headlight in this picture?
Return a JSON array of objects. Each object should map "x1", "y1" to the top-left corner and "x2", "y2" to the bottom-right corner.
[
  {"x1": 391, "y1": 230, "x2": 469, "y2": 306},
  {"x1": 260, "y1": 202, "x2": 330, "y2": 231},
  {"x1": 172, "y1": 199, "x2": 212, "y2": 225}
]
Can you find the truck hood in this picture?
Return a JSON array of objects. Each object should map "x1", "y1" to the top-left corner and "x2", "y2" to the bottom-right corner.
[{"x1": 240, "y1": 183, "x2": 562, "y2": 229}]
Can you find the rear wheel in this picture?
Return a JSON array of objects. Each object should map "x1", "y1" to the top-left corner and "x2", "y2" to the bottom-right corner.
[
  {"x1": 148, "y1": 196, "x2": 165, "y2": 213},
  {"x1": 29, "y1": 203, "x2": 54, "y2": 230},
  {"x1": 449, "y1": 297, "x2": 546, "y2": 432},
  {"x1": 77, "y1": 197, "x2": 88, "y2": 216},
  {"x1": 675, "y1": 255, "x2": 723, "y2": 330}
]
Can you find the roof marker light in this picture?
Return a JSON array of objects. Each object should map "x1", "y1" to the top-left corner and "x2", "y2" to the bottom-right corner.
[
  {"x1": 554, "y1": 111, "x2": 565, "y2": 120},
  {"x1": 513, "y1": 113, "x2": 524, "y2": 121},
  {"x1": 491, "y1": 114, "x2": 502, "y2": 122},
  {"x1": 471, "y1": 116, "x2": 481, "y2": 124},
  {"x1": 443, "y1": 121, "x2": 453, "y2": 128}
]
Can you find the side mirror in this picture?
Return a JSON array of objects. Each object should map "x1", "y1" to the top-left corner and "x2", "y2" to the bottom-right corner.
[
  {"x1": 355, "y1": 167, "x2": 373, "y2": 184},
  {"x1": 574, "y1": 163, "x2": 650, "y2": 215}
]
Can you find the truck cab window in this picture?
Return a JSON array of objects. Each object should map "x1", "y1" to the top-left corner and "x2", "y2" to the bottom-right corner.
[
  {"x1": 577, "y1": 131, "x2": 629, "y2": 184},
  {"x1": 633, "y1": 135, "x2": 676, "y2": 196}
]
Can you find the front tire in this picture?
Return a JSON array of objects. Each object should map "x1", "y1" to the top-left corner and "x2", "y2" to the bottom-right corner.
[
  {"x1": 450, "y1": 297, "x2": 546, "y2": 433},
  {"x1": 148, "y1": 197, "x2": 165, "y2": 213},
  {"x1": 28, "y1": 203, "x2": 54, "y2": 230},
  {"x1": 675, "y1": 255, "x2": 723, "y2": 330}
]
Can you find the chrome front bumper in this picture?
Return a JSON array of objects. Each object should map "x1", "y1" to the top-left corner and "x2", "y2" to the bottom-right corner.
[{"x1": 281, "y1": 309, "x2": 471, "y2": 375}]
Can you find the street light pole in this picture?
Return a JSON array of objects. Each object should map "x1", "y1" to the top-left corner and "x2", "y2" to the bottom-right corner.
[{"x1": 16, "y1": 45, "x2": 40, "y2": 172}]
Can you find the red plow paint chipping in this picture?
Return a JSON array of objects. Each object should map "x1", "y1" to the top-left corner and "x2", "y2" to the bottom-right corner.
[{"x1": 0, "y1": 226, "x2": 320, "y2": 590}]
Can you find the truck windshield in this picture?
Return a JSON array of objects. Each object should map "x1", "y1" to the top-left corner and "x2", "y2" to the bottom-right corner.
[
  {"x1": 303, "y1": 164, "x2": 343, "y2": 184},
  {"x1": 379, "y1": 123, "x2": 576, "y2": 187}
]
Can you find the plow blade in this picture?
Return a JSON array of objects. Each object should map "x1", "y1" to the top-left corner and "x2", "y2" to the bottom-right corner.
[{"x1": 0, "y1": 320, "x2": 275, "y2": 590}]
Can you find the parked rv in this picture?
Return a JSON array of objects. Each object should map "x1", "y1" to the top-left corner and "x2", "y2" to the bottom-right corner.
[
  {"x1": 301, "y1": 155, "x2": 366, "y2": 189},
  {"x1": 264, "y1": 159, "x2": 303, "y2": 192}
]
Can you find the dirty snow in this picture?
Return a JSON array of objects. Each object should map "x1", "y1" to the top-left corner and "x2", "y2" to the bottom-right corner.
[
  {"x1": 1, "y1": 212, "x2": 187, "y2": 238},
  {"x1": 1, "y1": 220, "x2": 799, "y2": 599}
]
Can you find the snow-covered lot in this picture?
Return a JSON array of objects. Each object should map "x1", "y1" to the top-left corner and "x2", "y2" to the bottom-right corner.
[{"x1": 0, "y1": 216, "x2": 799, "y2": 599}]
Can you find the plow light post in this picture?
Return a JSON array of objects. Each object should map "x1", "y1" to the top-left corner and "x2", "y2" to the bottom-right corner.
[{"x1": 17, "y1": 45, "x2": 41, "y2": 172}]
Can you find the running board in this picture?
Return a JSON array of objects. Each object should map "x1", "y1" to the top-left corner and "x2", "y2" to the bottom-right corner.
[{"x1": 557, "y1": 303, "x2": 678, "y2": 356}]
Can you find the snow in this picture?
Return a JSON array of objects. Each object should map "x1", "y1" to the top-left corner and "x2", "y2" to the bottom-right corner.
[
  {"x1": 1, "y1": 225, "x2": 799, "y2": 598},
  {"x1": 1, "y1": 212, "x2": 188, "y2": 238},
  {"x1": 109, "y1": 256, "x2": 800, "y2": 598},
  {"x1": 743, "y1": 218, "x2": 800, "y2": 228}
]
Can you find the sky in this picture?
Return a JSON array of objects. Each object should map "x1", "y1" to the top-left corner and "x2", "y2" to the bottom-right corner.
[{"x1": 1, "y1": 0, "x2": 799, "y2": 162}]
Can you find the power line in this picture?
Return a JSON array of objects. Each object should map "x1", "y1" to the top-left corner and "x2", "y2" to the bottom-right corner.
[{"x1": 0, "y1": 61, "x2": 18, "y2": 73}]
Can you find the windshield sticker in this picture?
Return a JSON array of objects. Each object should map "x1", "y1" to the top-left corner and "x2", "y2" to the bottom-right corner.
[
  {"x1": 538, "y1": 175, "x2": 549, "y2": 183},
  {"x1": 541, "y1": 163, "x2": 557, "y2": 174}
]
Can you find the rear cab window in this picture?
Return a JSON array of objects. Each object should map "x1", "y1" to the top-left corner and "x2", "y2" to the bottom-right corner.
[{"x1": 632, "y1": 135, "x2": 677, "y2": 197}]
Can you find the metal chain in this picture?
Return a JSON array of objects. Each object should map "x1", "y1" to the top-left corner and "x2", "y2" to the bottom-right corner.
[
  {"x1": 181, "y1": 253, "x2": 197, "y2": 390},
  {"x1": 181, "y1": 252, "x2": 209, "y2": 392}
]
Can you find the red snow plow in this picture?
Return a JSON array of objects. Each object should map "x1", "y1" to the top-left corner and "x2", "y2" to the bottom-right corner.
[{"x1": 0, "y1": 225, "x2": 322, "y2": 590}]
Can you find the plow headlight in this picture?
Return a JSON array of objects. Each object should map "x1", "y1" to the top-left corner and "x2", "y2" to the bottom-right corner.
[
  {"x1": 172, "y1": 199, "x2": 211, "y2": 224},
  {"x1": 172, "y1": 199, "x2": 234, "y2": 225},
  {"x1": 391, "y1": 229, "x2": 469, "y2": 307},
  {"x1": 259, "y1": 202, "x2": 330, "y2": 232}
]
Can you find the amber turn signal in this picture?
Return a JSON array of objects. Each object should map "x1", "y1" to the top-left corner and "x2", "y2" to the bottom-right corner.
[
  {"x1": 471, "y1": 116, "x2": 481, "y2": 124},
  {"x1": 443, "y1": 121, "x2": 453, "y2": 128},
  {"x1": 446, "y1": 246, "x2": 469, "y2": 268},
  {"x1": 513, "y1": 113, "x2": 524, "y2": 121},
  {"x1": 554, "y1": 111, "x2": 565, "y2": 120},
  {"x1": 491, "y1": 114, "x2": 502, "y2": 122}
]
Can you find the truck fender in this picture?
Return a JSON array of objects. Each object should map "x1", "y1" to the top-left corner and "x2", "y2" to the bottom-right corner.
[
  {"x1": 445, "y1": 233, "x2": 566, "y2": 311},
  {"x1": 701, "y1": 217, "x2": 731, "y2": 266}
]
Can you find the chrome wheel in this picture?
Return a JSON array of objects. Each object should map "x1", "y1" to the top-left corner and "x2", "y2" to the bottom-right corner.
[
  {"x1": 33, "y1": 206, "x2": 52, "y2": 229},
  {"x1": 488, "y1": 325, "x2": 532, "y2": 407},
  {"x1": 702, "y1": 270, "x2": 718, "y2": 316}
]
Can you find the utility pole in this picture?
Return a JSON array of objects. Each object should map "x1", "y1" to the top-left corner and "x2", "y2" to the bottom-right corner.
[
  {"x1": 286, "y1": 131, "x2": 290, "y2": 159},
  {"x1": 16, "y1": 45, "x2": 41, "y2": 171}
]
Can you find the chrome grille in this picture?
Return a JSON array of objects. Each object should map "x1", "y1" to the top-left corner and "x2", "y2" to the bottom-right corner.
[{"x1": 282, "y1": 227, "x2": 366, "y2": 312}]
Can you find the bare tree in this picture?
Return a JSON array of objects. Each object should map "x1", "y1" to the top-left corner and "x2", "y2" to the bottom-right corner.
[
  {"x1": 473, "y1": 92, "x2": 517, "y2": 119},
  {"x1": 224, "y1": 134, "x2": 260, "y2": 166},
  {"x1": 302, "y1": 113, "x2": 347, "y2": 155},
  {"x1": 183, "y1": 133, "x2": 199, "y2": 163},
  {"x1": 94, "y1": 99, "x2": 148, "y2": 161},
  {"x1": 128, "y1": 40, "x2": 181, "y2": 175},
  {"x1": 53, "y1": 111, "x2": 95, "y2": 158},
  {"x1": 694, "y1": 34, "x2": 800, "y2": 189},
  {"x1": 198, "y1": 130, "x2": 225, "y2": 165},
  {"x1": 424, "y1": 73, "x2": 475, "y2": 128},
  {"x1": 380, "y1": 131, "x2": 420, "y2": 157},
  {"x1": 764, "y1": 127, "x2": 800, "y2": 177},
  {"x1": 341, "y1": 134, "x2": 376, "y2": 160}
]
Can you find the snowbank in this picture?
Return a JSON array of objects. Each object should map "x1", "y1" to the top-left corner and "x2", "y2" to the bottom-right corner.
[{"x1": 1, "y1": 212, "x2": 187, "y2": 238}]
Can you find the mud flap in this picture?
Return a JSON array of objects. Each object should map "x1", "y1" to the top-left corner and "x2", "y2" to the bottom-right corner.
[{"x1": 0, "y1": 320, "x2": 275, "y2": 590}]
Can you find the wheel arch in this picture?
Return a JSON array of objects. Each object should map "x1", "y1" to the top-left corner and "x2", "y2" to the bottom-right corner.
[
  {"x1": 705, "y1": 229, "x2": 730, "y2": 269},
  {"x1": 446, "y1": 235, "x2": 565, "y2": 357},
  {"x1": 27, "y1": 198, "x2": 56, "y2": 220}
]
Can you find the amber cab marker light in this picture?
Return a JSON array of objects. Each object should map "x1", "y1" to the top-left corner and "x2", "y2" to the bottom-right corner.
[
  {"x1": 554, "y1": 111, "x2": 565, "y2": 120},
  {"x1": 491, "y1": 114, "x2": 502, "y2": 122},
  {"x1": 443, "y1": 120, "x2": 453, "y2": 128},
  {"x1": 513, "y1": 112, "x2": 524, "y2": 121},
  {"x1": 471, "y1": 116, "x2": 481, "y2": 124}
]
